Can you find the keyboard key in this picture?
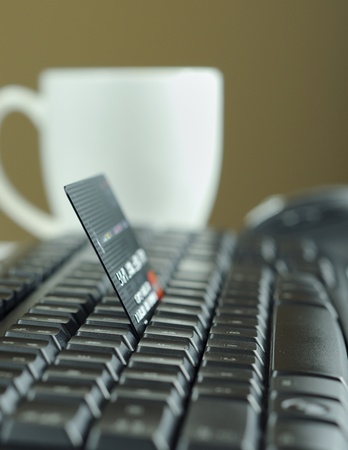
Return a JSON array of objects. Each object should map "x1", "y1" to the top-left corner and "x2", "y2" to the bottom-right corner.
[
  {"x1": 94, "y1": 304, "x2": 126, "y2": 315},
  {"x1": 87, "y1": 312, "x2": 130, "y2": 326},
  {"x1": 151, "y1": 315, "x2": 205, "y2": 340},
  {"x1": 0, "y1": 337, "x2": 58, "y2": 364},
  {"x1": 206, "y1": 336, "x2": 265, "y2": 362},
  {"x1": 67, "y1": 336, "x2": 132, "y2": 365},
  {"x1": 162, "y1": 296, "x2": 213, "y2": 313},
  {"x1": 164, "y1": 288, "x2": 215, "y2": 307},
  {"x1": 269, "y1": 393, "x2": 348, "y2": 436},
  {"x1": 266, "y1": 419, "x2": 347, "y2": 450},
  {"x1": 115, "y1": 378, "x2": 183, "y2": 414},
  {"x1": 145, "y1": 324, "x2": 204, "y2": 352},
  {"x1": 58, "y1": 276, "x2": 107, "y2": 295},
  {"x1": 87, "y1": 398, "x2": 177, "y2": 450},
  {"x1": 272, "y1": 302, "x2": 348, "y2": 380},
  {"x1": 1, "y1": 398, "x2": 93, "y2": 449},
  {"x1": 42, "y1": 363, "x2": 113, "y2": 397},
  {"x1": 40, "y1": 295, "x2": 91, "y2": 318},
  {"x1": 138, "y1": 335, "x2": 201, "y2": 366},
  {"x1": 18, "y1": 312, "x2": 78, "y2": 337},
  {"x1": 153, "y1": 311, "x2": 206, "y2": 339},
  {"x1": 131, "y1": 351, "x2": 195, "y2": 382},
  {"x1": 0, "y1": 350, "x2": 47, "y2": 380},
  {"x1": 6, "y1": 324, "x2": 68, "y2": 350},
  {"x1": 177, "y1": 398, "x2": 260, "y2": 450},
  {"x1": 213, "y1": 313, "x2": 266, "y2": 332},
  {"x1": 47, "y1": 287, "x2": 99, "y2": 309},
  {"x1": 56, "y1": 349, "x2": 123, "y2": 381},
  {"x1": 76, "y1": 324, "x2": 138, "y2": 351},
  {"x1": 168, "y1": 279, "x2": 212, "y2": 291},
  {"x1": 193, "y1": 377, "x2": 262, "y2": 403},
  {"x1": 123, "y1": 362, "x2": 189, "y2": 396},
  {"x1": 199, "y1": 360, "x2": 262, "y2": 384},
  {"x1": 156, "y1": 303, "x2": 210, "y2": 327},
  {"x1": 28, "y1": 379, "x2": 105, "y2": 417},
  {"x1": 271, "y1": 375, "x2": 348, "y2": 411},
  {"x1": 209, "y1": 326, "x2": 266, "y2": 351},
  {"x1": 203, "y1": 349, "x2": 264, "y2": 379},
  {"x1": 8, "y1": 265, "x2": 45, "y2": 282},
  {"x1": 30, "y1": 304, "x2": 84, "y2": 326}
]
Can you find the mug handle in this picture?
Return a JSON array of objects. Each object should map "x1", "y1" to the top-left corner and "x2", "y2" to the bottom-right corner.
[{"x1": 0, "y1": 85, "x2": 62, "y2": 239}]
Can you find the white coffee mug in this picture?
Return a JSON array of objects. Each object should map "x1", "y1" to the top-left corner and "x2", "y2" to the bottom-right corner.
[{"x1": 0, "y1": 67, "x2": 223, "y2": 239}]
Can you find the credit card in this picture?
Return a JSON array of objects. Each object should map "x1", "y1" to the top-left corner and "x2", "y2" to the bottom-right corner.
[{"x1": 65, "y1": 175, "x2": 161, "y2": 336}]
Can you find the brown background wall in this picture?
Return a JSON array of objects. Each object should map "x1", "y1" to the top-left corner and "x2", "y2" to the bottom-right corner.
[{"x1": 0, "y1": 1, "x2": 347, "y2": 240}]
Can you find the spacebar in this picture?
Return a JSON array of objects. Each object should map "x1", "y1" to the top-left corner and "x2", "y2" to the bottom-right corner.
[{"x1": 272, "y1": 302, "x2": 348, "y2": 380}]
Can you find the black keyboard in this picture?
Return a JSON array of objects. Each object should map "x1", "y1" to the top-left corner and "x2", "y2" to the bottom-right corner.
[{"x1": 0, "y1": 228, "x2": 347, "y2": 449}]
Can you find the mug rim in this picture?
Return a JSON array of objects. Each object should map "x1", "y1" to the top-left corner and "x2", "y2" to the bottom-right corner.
[{"x1": 39, "y1": 66, "x2": 223, "y2": 83}]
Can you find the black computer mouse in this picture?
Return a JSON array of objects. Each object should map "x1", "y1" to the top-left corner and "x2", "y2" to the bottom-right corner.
[
  {"x1": 243, "y1": 185, "x2": 348, "y2": 356},
  {"x1": 243, "y1": 185, "x2": 348, "y2": 238}
]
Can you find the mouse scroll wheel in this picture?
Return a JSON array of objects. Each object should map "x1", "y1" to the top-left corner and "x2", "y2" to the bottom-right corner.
[{"x1": 280, "y1": 206, "x2": 322, "y2": 227}]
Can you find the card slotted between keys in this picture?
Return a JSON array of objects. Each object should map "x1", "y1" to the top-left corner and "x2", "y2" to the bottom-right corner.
[{"x1": 64, "y1": 175, "x2": 162, "y2": 337}]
